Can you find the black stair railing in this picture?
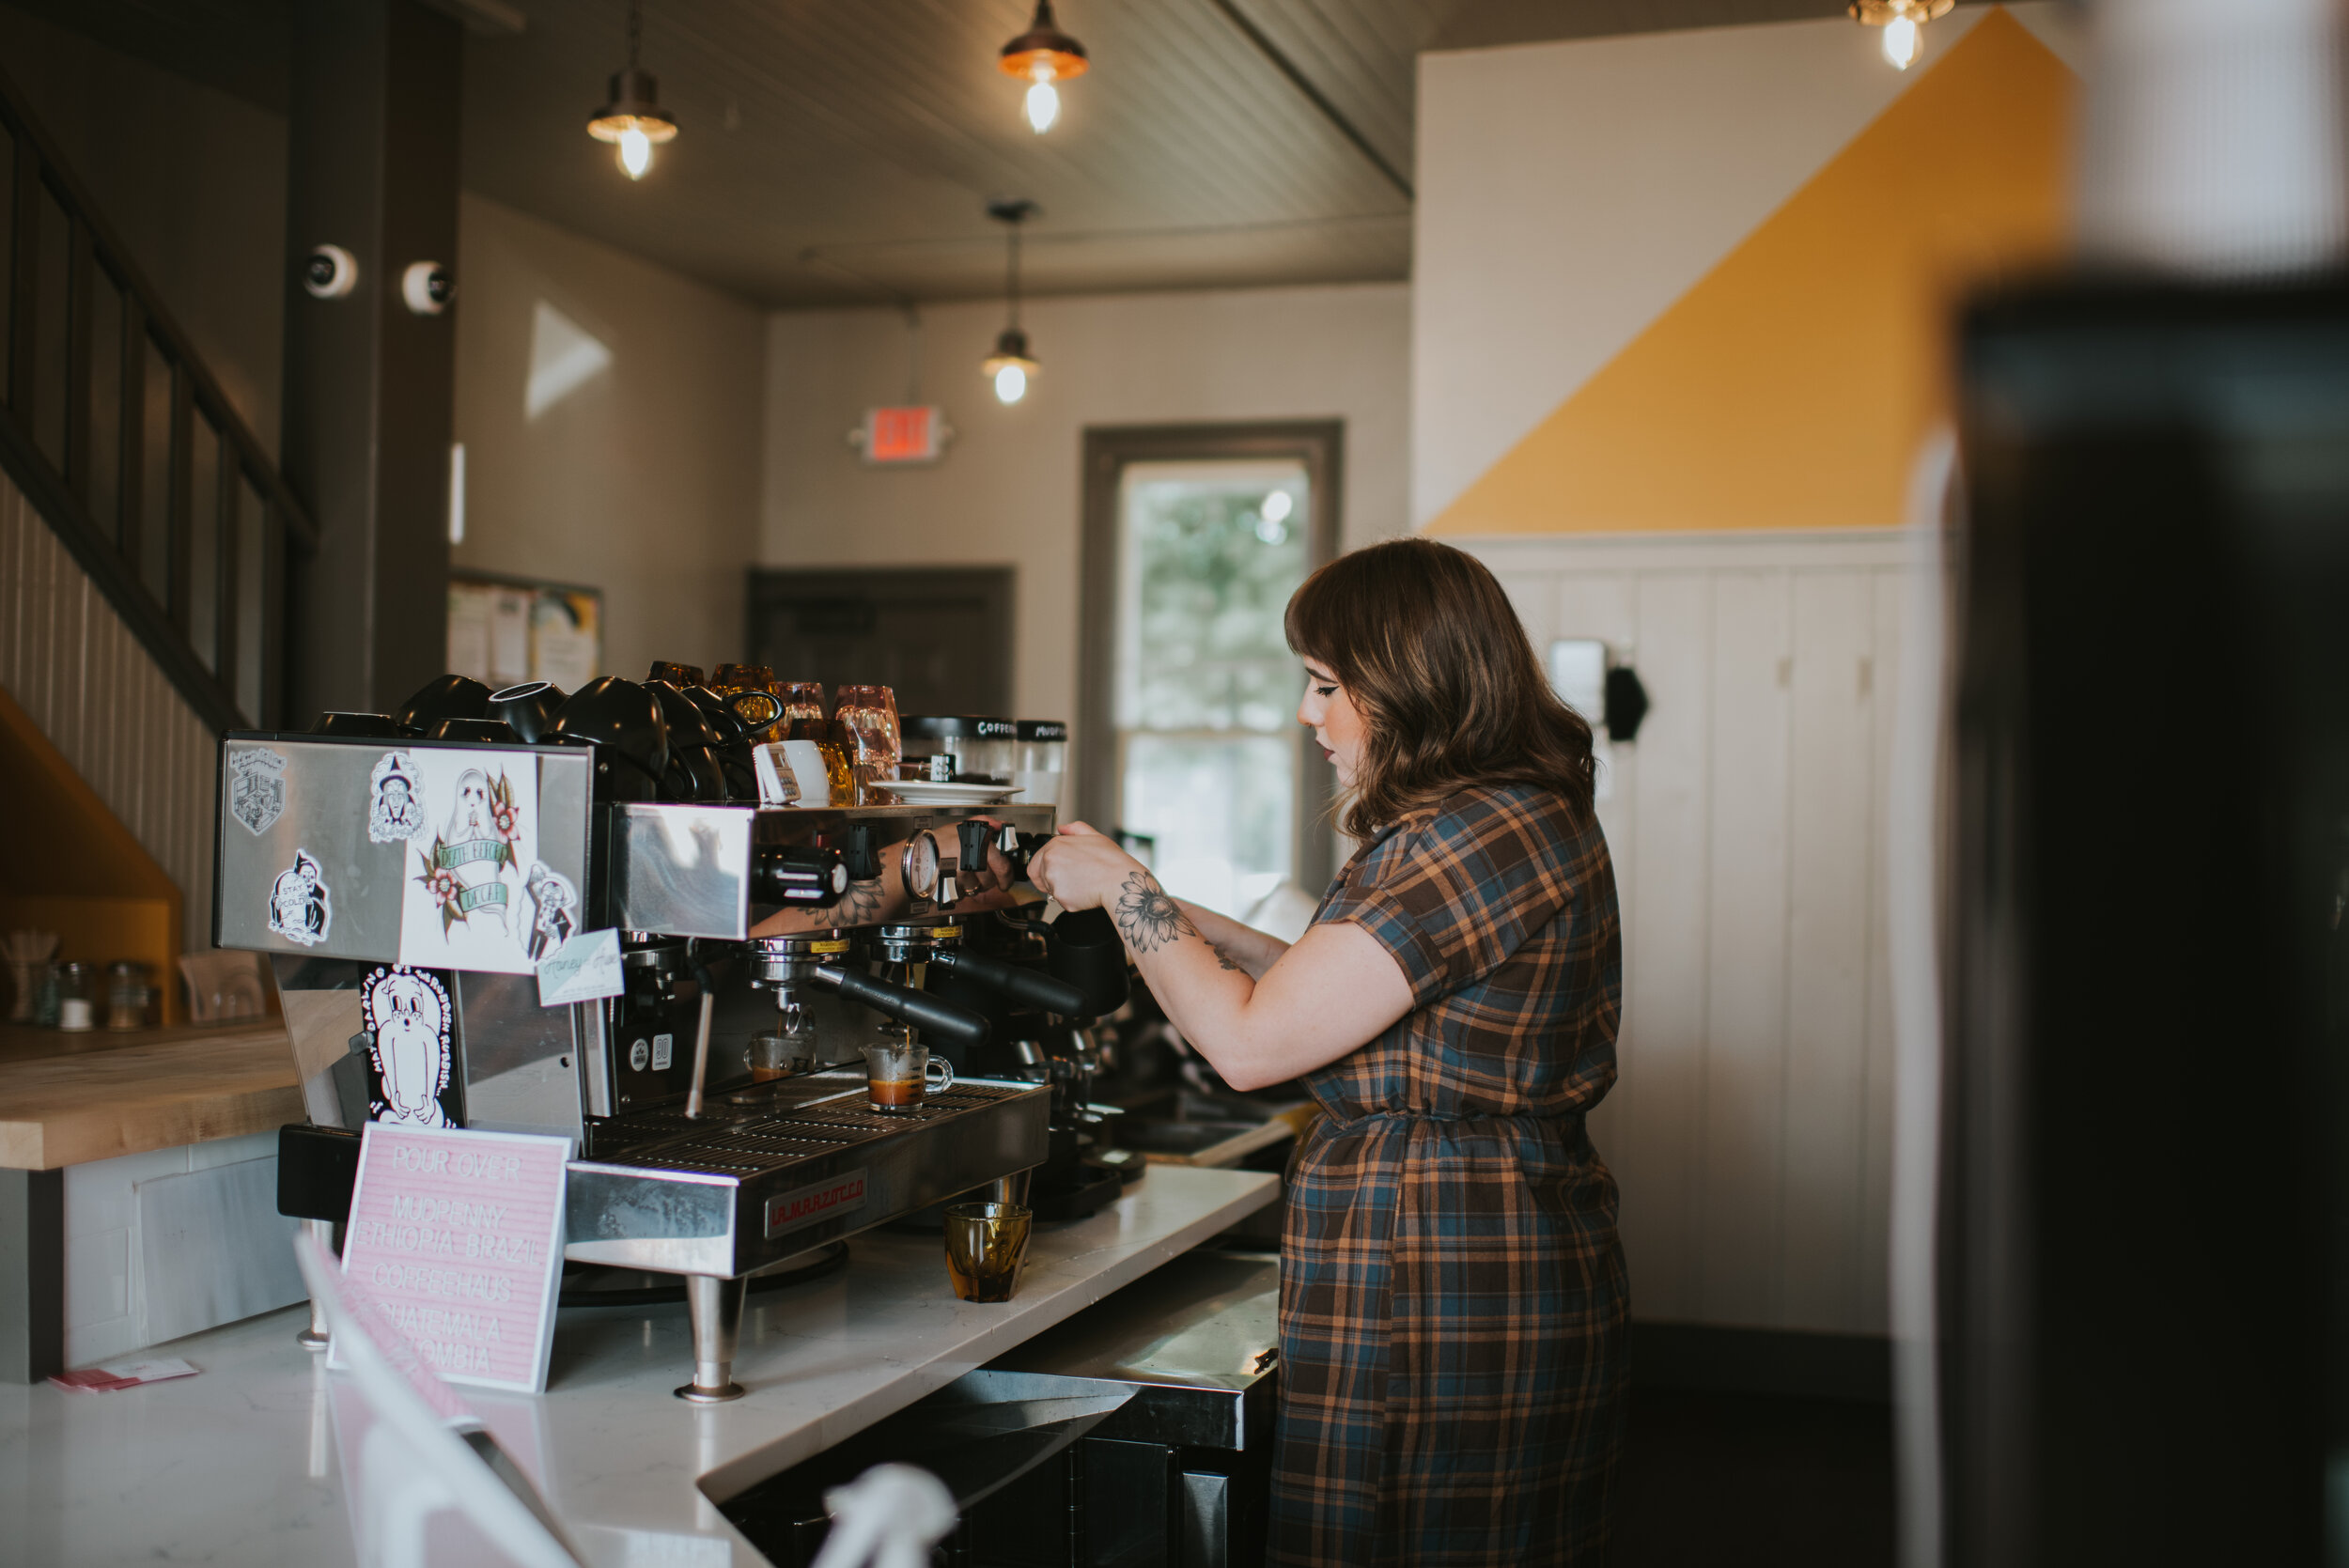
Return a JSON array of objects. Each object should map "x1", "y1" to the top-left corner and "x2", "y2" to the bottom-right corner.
[{"x1": 0, "y1": 59, "x2": 315, "y2": 734}]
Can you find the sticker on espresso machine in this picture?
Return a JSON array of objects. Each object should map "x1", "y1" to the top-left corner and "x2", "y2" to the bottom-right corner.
[
  {"x1": 765, "y1": 1169, "x2": 868, "y2": 1239},
  {"x1": 227, "y1": 745, "x2": 288, "y2": 836},
  {"x1": 360, "y1": 965, "x2": 459, "y2": 1129},
  {"x1": 535, "y1": 926, "x2": 622, "y2": 1008},
  {"x1": 266, "y1": 848, "x2": 333, "y2": 946},
  {"x1": 366, "y1": 751, "x2": 428, "y2": 843},
  {"x1": 397, "y1": 753, "x2": 538, "y2": 975}
]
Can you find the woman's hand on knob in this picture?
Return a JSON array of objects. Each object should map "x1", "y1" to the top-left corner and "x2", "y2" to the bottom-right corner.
[{"x1": 1025, "y1": 822, "x2": 1141, "y2": 913}]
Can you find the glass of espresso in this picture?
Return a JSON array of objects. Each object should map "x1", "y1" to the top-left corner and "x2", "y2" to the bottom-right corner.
[
  {"x1": 862, "y1": 1032, "x2": 954, "y2": 1112},
  {"x1": 943, "y1": 1202, "x2": 1032, "y2": 1302}
]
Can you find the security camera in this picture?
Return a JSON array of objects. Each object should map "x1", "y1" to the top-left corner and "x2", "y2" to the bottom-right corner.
[
  {"x1": 303, "y1": 244, "x2": 358, "y2": 300},
  {"x1": 401, "y1": 261, "x2": 455, "y2": 316}
]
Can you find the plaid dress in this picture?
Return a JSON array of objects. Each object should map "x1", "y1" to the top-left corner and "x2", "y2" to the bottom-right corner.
[{"x1": 1272, "y1": 783, "x2": 1626, "y2": 1566}]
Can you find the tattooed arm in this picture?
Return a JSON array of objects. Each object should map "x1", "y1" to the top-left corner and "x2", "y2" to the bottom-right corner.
[
  {"x1": 747, "y1": 831, "x2": 1016, "y2": 939},
  {"x1": 1029, "y1": 826, "x2": 1411, "y2": 1092}
]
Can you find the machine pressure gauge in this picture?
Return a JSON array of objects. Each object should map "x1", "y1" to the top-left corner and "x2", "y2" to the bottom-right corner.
[{"x1": 901, "y1": 831, "x2": 941, "y2": 900}]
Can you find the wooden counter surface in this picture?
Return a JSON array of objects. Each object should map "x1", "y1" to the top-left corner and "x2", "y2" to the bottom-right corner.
[{"x1": 0, "y1": 1019, "x2": 302, "y2": 1170}]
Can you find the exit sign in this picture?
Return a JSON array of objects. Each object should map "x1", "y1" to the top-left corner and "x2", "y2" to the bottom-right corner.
[{"x1": 857, "y1": 405, "x2": 949, "y2": 465}]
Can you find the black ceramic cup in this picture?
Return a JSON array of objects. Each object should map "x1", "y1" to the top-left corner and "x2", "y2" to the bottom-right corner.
[
  {"x1": 393, "y1": 674, "x2": 492, "y2": 736},
  {"x1": 488, "y1": 681, "x2": 568, "y2": 744}
]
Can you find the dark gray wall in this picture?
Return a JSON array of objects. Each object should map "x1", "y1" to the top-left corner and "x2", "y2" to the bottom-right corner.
[{"x1": 0, "y1": 2, "x2": 288, "y2": 457}]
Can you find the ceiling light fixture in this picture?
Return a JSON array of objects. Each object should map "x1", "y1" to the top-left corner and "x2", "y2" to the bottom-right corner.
[
  {"x1": 982, "y1": 200, "x2": 1040, "y2": 405},
  {"x1": 1000, "y1": 0, "x2": 1088, "y2": 134},
  {"x1": 1849, "y1": 0, "x2": 1952, "y2": 70},
  {"x1": 588, "y1": 0, "x2": 677, "y2": 179}
]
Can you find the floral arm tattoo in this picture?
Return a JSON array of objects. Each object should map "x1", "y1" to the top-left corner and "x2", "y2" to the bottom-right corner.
[{"x1": 1112, "y1": 871, "x2": 1201, "y2": 955}]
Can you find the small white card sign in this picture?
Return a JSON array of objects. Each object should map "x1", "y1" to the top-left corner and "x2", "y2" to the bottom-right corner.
[
  {"x1": 536, "y1": 927, "x2": 624, "y2": 1008},
  {"x1": 337, "y1": 1124, "x2": 570, "y2": 1393}
]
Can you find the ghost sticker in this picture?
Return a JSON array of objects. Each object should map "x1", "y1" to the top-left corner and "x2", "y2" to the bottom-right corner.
[
  {"x1": 414, "y1": 768, "x2": 523, "y2": 936},
  {"x1": 367, "y1": 751, "x2": 428, "y2": 844},
  {"x1": 361, "y1": 965, "x2": 457, "y2": 1128},
  {"x1": 266, "y1": 849, "x2": 333, "y2": 947},
  {"x1": 522, "y1": 862, "x2": 578, "y2": 964},
  {"x1": 228, "y1": 746, "x2": 288, "y2": 836}
]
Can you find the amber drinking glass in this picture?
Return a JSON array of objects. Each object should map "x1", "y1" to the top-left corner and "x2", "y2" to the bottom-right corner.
[
  {"x1": 943, "y1": 1202, "x2": 1032, "y2": 1302},
  {"x1": 779, "y1": 681, "x2": 855, "y2": 803},
  {"x1": 712, "y1": 663, "x2": 785, "y2": 743},
  {"x1": 832, "y1": 685, "x2": 903, "y2": 772},
  {"x1": 646, "y1": 660, "x2": 706, "y2": 688}
]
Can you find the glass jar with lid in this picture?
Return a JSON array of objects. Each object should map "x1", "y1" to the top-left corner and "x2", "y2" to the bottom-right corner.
[
  {"x1": 1013, "y1": 721, "x2": 1067, "y2": 807},
  {"x1": 900, "y1": 716, "x2": 1018, "y2": 784}
]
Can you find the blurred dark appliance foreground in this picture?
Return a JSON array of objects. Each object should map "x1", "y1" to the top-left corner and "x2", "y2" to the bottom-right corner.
[{"x1": 1946, "y1": 277, "x2": 2349, "y2": 1564}]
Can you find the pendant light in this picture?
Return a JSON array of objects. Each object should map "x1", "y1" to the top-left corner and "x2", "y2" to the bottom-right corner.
[
  {"x1": 999, "y1": 0, "x2": 1088, "y2": 133},
  {"x1": 1850, "y1": 0, "x2": 1952, "y2": 70},
  {"x1": 588, "y1": 0, "x2": 677, "y2": 179},
  {"x1": 981, "y1": 200, "x2": 1040, "y2": 405}
]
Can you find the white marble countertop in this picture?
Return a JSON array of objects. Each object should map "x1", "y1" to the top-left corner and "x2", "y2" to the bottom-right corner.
[{"x1": 0, "y1": 1165, "x2": 1279, "y2": 1568}]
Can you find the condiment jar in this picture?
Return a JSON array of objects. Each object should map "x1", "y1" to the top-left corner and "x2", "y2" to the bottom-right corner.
[
  {"x1": 106, "y1": 961, "x2": 151, "y2": 1032},
  {"x1": 54, "y1": 961, "x2": 94, "y2": 1032}
]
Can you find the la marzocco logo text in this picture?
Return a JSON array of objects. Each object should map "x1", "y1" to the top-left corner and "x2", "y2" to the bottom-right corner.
[{"x1": 765, "y1": 1171, "x2": 868, "y2": 1238}]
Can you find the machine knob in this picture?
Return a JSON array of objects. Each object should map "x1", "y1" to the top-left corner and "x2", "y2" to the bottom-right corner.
[
  {"x1": 935, "y1": 866, "x2": 962, "y2": 907},
  {"x1": 844, "y1": 822, "x2": 881, "y2": 882},
  {"x1": 957, "y1": 819, "x2": 994, "y2": 878},
  {"x1": 753, "y1": 845, "x2": 848, "y2": 907},
  {"x1": 997, "y1": 825, "x2": 1052, "y2": 878}
]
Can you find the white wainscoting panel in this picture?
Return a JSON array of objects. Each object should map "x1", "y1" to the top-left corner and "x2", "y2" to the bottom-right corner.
[
  {"x1": 0, "y1": 468, "x2": 219, "y2": 947},
  {"x1": 1459, "y1": 531, "x2": 1915, "y2": 1335}
]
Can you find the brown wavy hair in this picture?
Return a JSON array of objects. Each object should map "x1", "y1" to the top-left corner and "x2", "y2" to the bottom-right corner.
[{"x1": 1284, "y1": 537, "x2": 1595, "y2": 838}]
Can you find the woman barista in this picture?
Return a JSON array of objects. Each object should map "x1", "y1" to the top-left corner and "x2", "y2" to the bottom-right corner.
[{"x1": 1026, "y1": 537, "x2": 1626, "y2": 1565}]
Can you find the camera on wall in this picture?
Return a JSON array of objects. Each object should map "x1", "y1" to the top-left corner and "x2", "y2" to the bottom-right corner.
[
  {"x1": 401, "y1": 261, "x2": 455, "y2": 316},
  {"x1": 302, "y1": 244, "x2": 359, "y2": 300}
]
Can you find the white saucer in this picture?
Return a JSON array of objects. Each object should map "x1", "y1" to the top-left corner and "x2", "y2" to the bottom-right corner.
[{"x1": 881, "y1": 781, "x2": 1027, "y2": 805}]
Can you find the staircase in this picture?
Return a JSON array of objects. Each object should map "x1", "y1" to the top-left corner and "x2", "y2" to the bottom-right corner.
[{"x1": 0, "y1": 56, "x2": 314, "y2": 737}]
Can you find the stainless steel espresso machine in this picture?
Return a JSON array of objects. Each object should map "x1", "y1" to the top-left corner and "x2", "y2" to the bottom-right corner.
[{"x1": 217, "y1": 675, "x2": 1118, "y2": 1403}]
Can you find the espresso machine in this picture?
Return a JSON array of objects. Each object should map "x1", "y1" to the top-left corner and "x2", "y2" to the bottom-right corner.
[{"x1": 219, "y1": 673, "x2": 1122, "y2": 1402}]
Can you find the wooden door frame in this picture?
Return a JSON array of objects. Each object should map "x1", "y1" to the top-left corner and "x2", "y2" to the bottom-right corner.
[{"x1": 1077, "y1": 420, "x2": 1343, "y2": 901}]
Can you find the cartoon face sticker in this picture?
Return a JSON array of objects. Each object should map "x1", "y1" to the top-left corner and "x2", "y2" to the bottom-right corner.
[
  {"x1": 523, "y1": 862, "x2": 578, "y2": 964},
  {"x1": 362, "y1": 966, "x2": 454, "y2": 1128},
  {"x1": 367, "y1": 751, "x2": 428, "y2": 844},
  {"x1": 448, "y1": 768, "x2": 493, "y2": 841},
  {"x1": 266, "y1": 849, "x2": 332, "y2": 946}
]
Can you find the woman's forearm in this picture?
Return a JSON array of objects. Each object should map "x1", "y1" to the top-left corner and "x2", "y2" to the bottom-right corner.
[
  {"x1": 1174, "y1": 899, "x2": 1288, "y2": 979},
  {"x1": 1108, "y1": 869, "x2": 1409, "y2": 1092}
]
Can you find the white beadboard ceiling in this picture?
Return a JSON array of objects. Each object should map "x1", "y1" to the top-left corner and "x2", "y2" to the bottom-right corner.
[{"x1": 17, "y1": 0, "x2": 1861, "y2": 305}]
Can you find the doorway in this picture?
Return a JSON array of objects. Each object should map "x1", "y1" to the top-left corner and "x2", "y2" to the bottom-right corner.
[{"x1": 1078, "y1": 422, "x2": 1341, "y2": 917}]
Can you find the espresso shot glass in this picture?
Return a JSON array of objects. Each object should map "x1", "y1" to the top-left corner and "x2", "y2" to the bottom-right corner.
[
  {"x1": 862, "y1": 1035, "x2": 953, "y2": 1113},
  {"x1": 943, "y1": 1202, "x2": 1032, "y2": 1302}
]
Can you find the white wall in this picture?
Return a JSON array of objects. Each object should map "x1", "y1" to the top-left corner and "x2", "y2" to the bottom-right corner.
[
  {"x1": 1462, "y1": 530, "x2": 1915, "y2": 1337},
  {"x1": 760, "y1": 284, "x2": 1410, "y2": 742},
  {"x1": 1411, "y1": 3, "x2": 2081, "y2": 526},
  {"x1": 454, "y1": 194, "x2": 766, "y2": 683}
]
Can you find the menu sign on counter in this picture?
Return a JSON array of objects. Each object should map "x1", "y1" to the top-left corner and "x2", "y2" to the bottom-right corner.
[{"x1": 336, "y1": 1124, "x2": 570, "y2": 1393}]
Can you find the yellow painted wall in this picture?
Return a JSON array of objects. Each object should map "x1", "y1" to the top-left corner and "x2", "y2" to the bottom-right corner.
[{"x1": 1427, "y1": 8, "x2": 2074, "y2": 536}]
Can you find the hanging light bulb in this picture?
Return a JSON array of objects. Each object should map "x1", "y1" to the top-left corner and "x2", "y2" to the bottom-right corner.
[
  {"x1": 588, "y1": 0, "x2": 677, "y2": 179},
  {"x1": 1882, "y1": 14, "x2": 1921, "y2": 69},
  {"x1": 1000, "y1": 0, "x2": 1087, "y2": 134},
  {"x1": 1025, "y1": 79, "x2": 1061, "y2": 133},
  {"x1": 982, "y1": 200, "x2": 1041, "y2": 405},
  {"x1": 616, "y1": 124, "x2": 653, "y2": 179},
  {"x1": 1848, "y1": 0, "x2": 1949, "y2": 73}
]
